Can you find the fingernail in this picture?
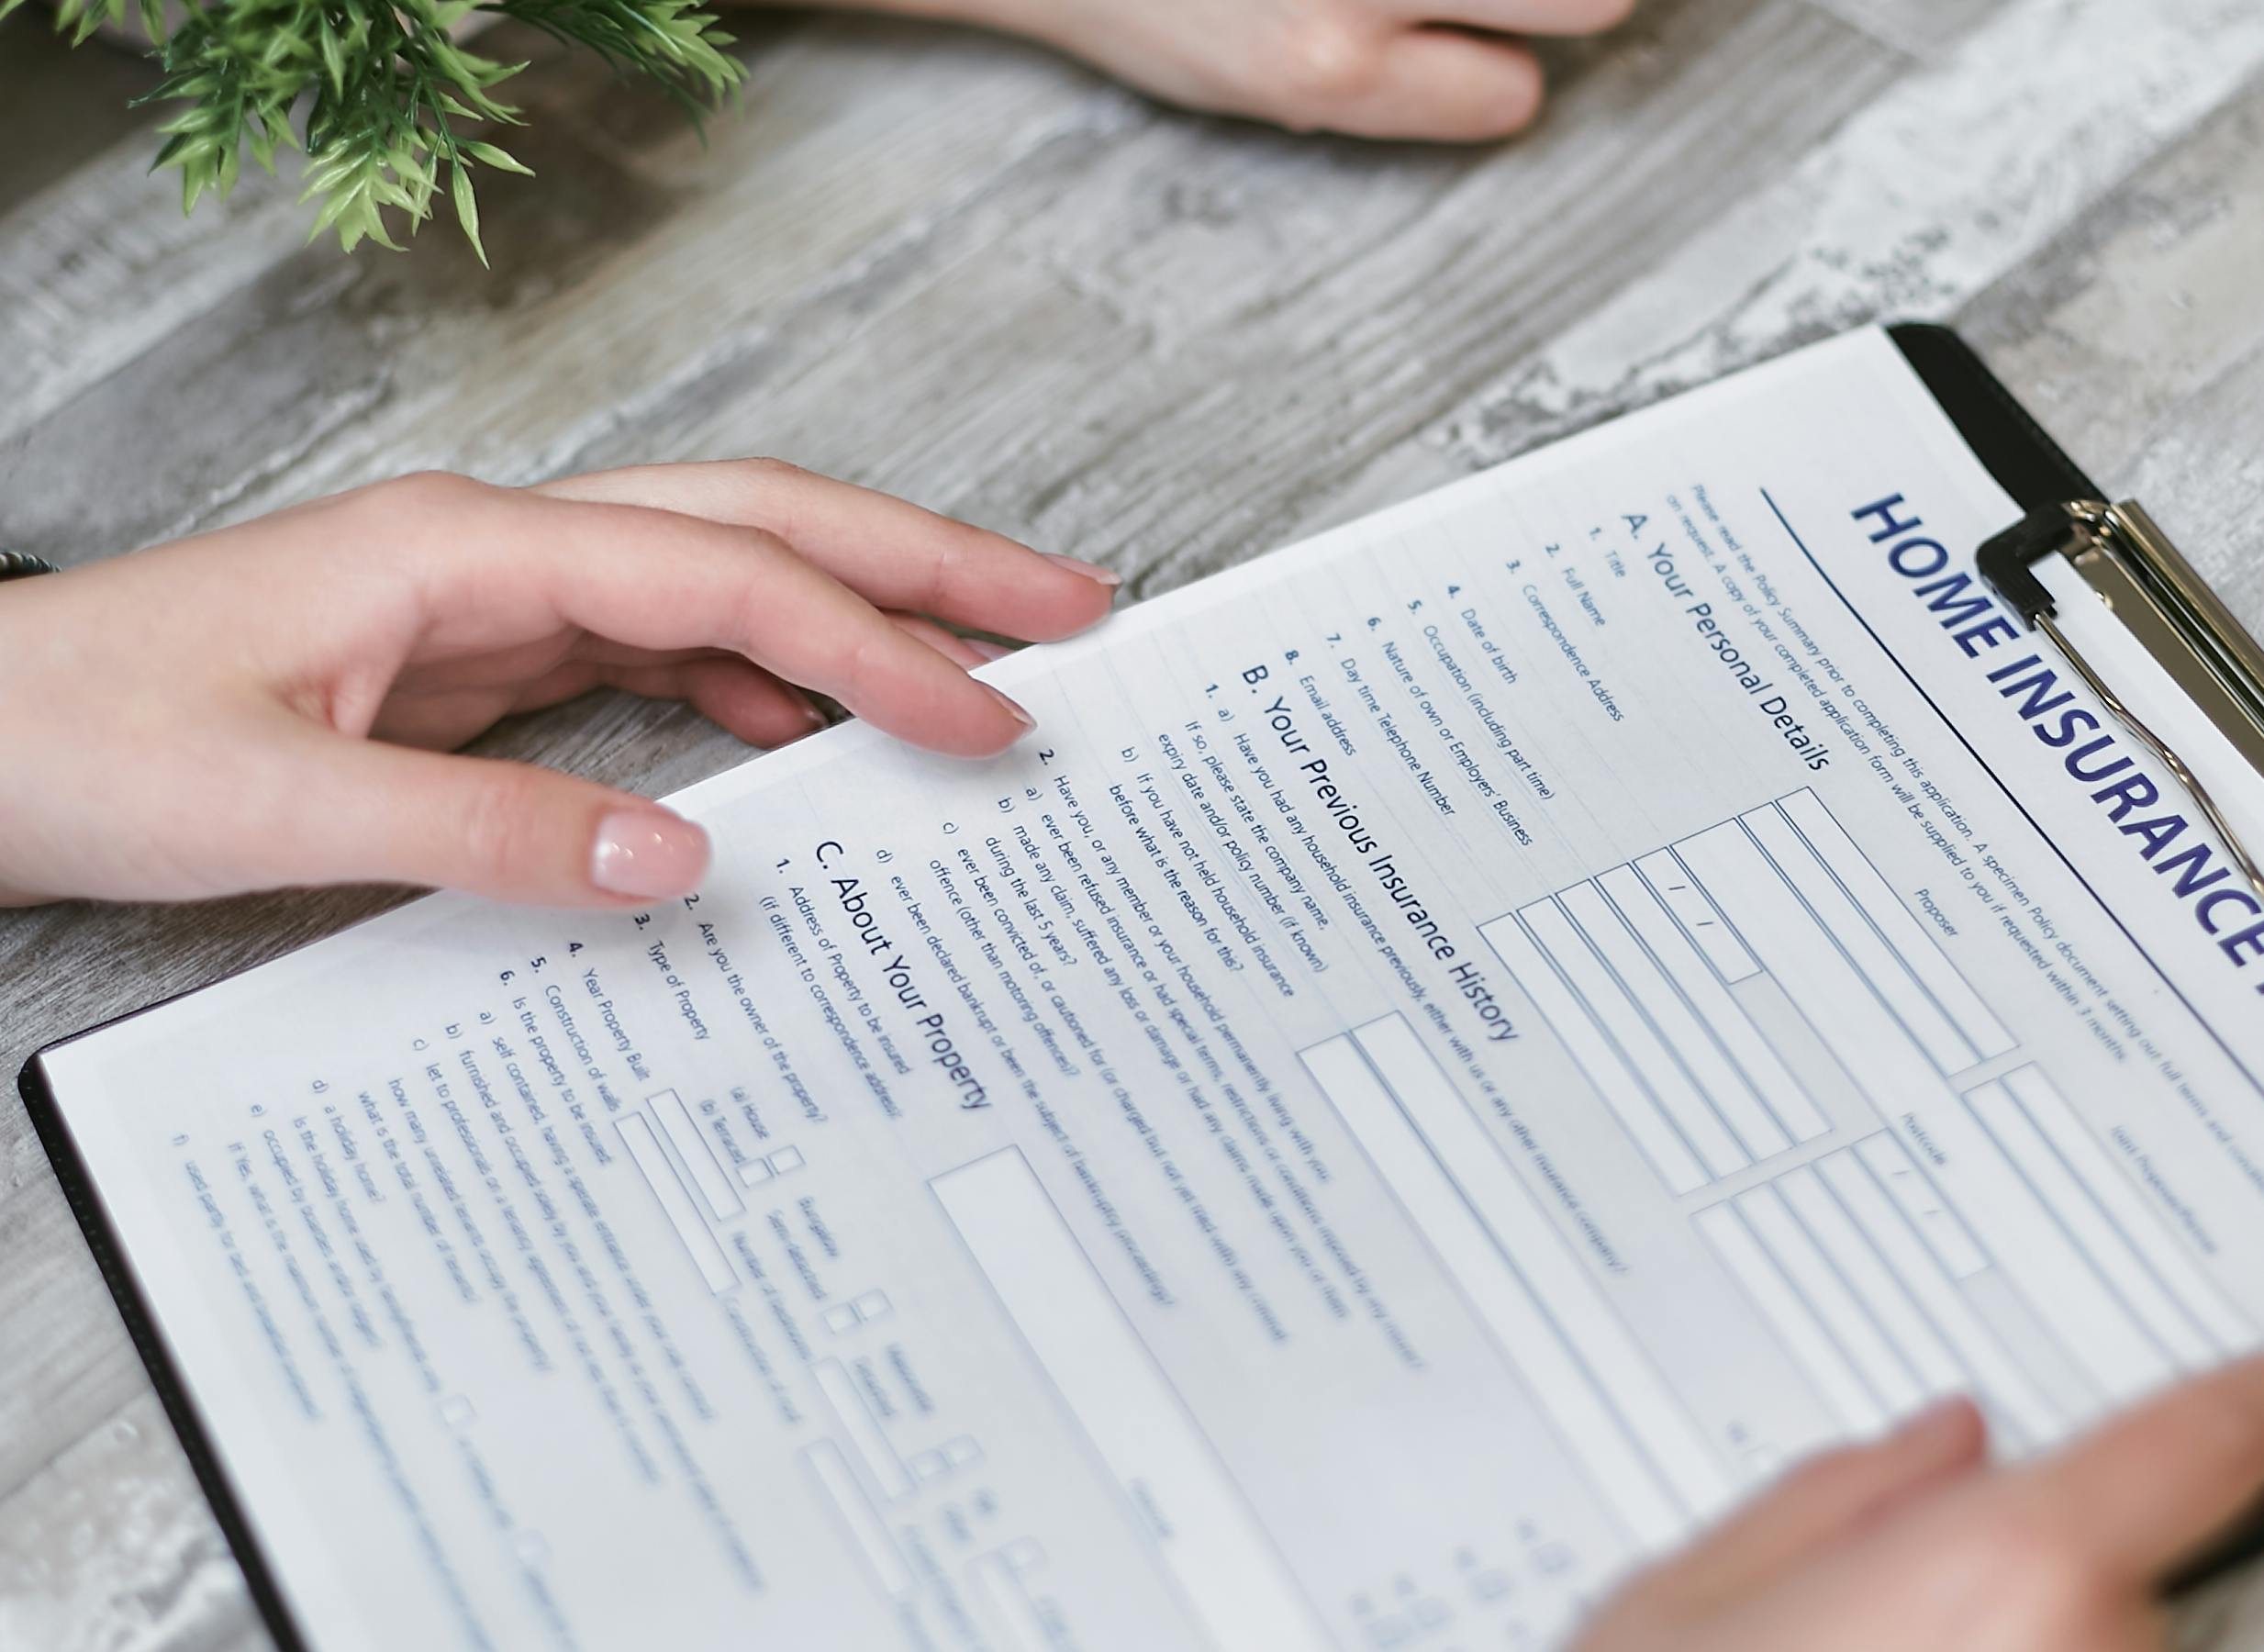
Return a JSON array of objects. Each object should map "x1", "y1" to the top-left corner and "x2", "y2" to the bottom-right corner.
[
  {"x1": 799, "y1": 699, "x2": 831, "y2": 731},
  {"x1": 592, "y1": 809, "x2": 711, "y2": 899},
  {"x1": 1043, "y1": 553, "x2": 1121, "y2": 588},
  {"x1": 1892, "y1": 1398, "x2": 1980, "y2": 1449},
  {"x1": 970, "y1": 639, "x2": 1015, "y2": 663},
  {"x1": 985, "y1": 684, "x2": 1036, "y2": 731}
]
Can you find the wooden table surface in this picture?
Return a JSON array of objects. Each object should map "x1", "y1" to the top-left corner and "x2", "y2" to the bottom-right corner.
[{"x1": 5, "y1": 0, "x2": 2263, "y2": 1646}]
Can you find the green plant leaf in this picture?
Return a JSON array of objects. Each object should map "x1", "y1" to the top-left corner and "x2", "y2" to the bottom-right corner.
[
  {"x1": 462, "y1": 139, "x2": 534, "y2": 176},
  {"x1": 451, "y1": 162, "x2": 487, "y2": 266}
]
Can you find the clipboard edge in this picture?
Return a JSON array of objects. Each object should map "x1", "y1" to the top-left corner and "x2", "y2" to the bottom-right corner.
[{"x1": 1886, "y1": 322, "x2": 2102, "y2": 508}]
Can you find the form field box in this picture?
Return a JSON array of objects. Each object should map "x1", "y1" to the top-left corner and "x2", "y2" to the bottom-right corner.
[
  {"x1": 1951, "y1": 1087, "x2": 2175, "y2": 1404},
  {"x1": 931, "y1": 1149, "x2": 1331, "y2": 1652},
  {"x1": 1776, "y1": 1167, "x2": 1965, "y2": 1403},
  {"x1": 1601, "y1": 864, "x2": 1828, "y2": 1144},
  {"x1": 1697, "y1": 1203, "x2": 1885, "y2": 1435},
  {"x1": 615, "y1": 1114, "x2": 734, "y2": 1293},
  {"x1": 648, "y1": 1088, "x2": 742, "y2": 1221},
  {"x1": 1483, "y1": 916, "x2": 1708, "y2": 1194},
  {"x1": 1560, "y1": 881, "x2": 1792, "y2": 1162},
  {"x1": 1305, "y1": 1015, "x2": 1730, "y2": 1550},
  {"x1": 1999, "y1": 1067, "x2": 2251, "y2": 1355},
  {"x1": 974, "y1": 1553, "x2": 1054, "y2": 1652},
  {"x1": 1739, "y1": 807, "x2": 1971, "y2": 1075},
  {"x1": 1854, "y1": 1134, "x2": 1989, "y2": 1279},
  {"x1": 1740, "y1": 1185, "x2": 1925, "y2": 1419},
  {"x1": 1967, "y1": 1070, "x2": 2253, "y2": 1387},
  {"x1": 815, "y1": 1358, "x2": 911, "y2": 1500},
  {"x1": 1675, "y1": 822, "x2": 1941, "y2": 1111},
  {"x1": 1516, "y1": 897, "x2": 1750, "y2": 1181},
  {"x1": 1778, "y1": 791, "x2": 2015, "y2": 1065},
  {"x1": 1634, "y1": 851, "x2": 1761, "y2": 982},
  {"x1": 806, "y1": 1438, "x2": 910, "y2": 1596},
  {"x1": 1815, "y1": 1144, "x2": 2058, "y2": 1443}
]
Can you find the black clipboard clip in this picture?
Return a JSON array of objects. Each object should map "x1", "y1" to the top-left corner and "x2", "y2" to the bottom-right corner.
[{"x1": 1980, "y1": 498, "x2": 2264, "y2": 907}]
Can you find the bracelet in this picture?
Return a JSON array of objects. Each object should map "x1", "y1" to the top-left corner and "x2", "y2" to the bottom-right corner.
[{"x1": 0, "y1": 550, "x2": 59, "y2": 582}]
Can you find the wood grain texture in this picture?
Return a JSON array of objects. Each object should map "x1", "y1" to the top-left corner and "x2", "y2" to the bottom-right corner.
[{"x1": 3, "y1": 0, "x2": 2262, "y2": 1645}]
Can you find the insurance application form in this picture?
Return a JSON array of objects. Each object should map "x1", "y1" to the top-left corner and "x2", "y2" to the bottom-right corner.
[{"x1": 36, "y1": 329, "x2": 2264, "y2": 1652}]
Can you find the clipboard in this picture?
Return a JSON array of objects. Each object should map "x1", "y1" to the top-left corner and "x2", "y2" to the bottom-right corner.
[
  {"x1": 16, "y1": 322, "x2": 2264, "y2": 1648},
  {"x1": 1896, "y1": 323, "x2": 2264, "y2": 1591}
]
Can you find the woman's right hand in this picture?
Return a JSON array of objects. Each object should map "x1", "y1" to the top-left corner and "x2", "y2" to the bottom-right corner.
[
  {"x1": 0, "y1": 460, "x2": 1118, "y2": 908},
  {"x1": 1573, "y1": 1357, "x2": 2264, "y2": 1652}
]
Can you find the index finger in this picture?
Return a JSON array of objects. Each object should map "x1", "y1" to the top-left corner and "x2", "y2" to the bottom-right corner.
[
  {"x1": 2002, "y1": 1356, "x2": 2264, "y2": 1583},
  {"x1": 398, "y1": 478, "x2": 1038, "y2": 759},
  {"x1": 533, "y1": 460, "x2": 1121, "y2": 643},
  {"x1": 1422, "y1": 0, "x2": 1638, "y2": 36}
]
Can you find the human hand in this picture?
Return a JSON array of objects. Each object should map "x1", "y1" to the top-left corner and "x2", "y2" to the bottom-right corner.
[
  {"x1": 815, "y1": 0, "x2": 1637, "y2": 141},
  {"x1": 1572, "y1": 1358, "x2": 2264, "y2": 1652},
  {"x1": 0, "y1": 462, "x2": 1119, "y2": 908}
]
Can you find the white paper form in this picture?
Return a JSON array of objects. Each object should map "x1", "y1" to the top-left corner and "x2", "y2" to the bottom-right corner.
[{"x1": 37, "y1": 329, "x2": 2264, "y2": 1652}]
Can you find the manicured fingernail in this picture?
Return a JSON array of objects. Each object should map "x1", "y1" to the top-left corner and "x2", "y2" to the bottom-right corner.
[
  {"x1": 985, "y1": 684, "x2": 1035, "y2": 731},
  {"x1": 970, "y1": 639, "x2": 1015, "y2": 663},
  {"x1": 1892, "y1": 1398, "x2": 1979, "y2": 1448},
  {"x1": 1043, "y1": 553, "x2": 1121, "y2": 588},
  {"x1": 592, "y1": 809, "x2": 710, "y2": 899}
]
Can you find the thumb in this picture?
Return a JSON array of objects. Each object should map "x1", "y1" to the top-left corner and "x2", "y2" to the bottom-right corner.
[{"x1": 278, "y1": 732, "x2": 710, "y2": 907}]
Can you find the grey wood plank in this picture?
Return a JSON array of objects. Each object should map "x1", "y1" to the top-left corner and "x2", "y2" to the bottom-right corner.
[
  {"x1": 0, "y1": 1393, "x2": 264, "y2": 1652},
  {"x1": 1441, "y1": 0, "x2": 2264, "y2": 473},
  {"x1": 1802, "y1": 0, "x2": 2002, "y2": 61},
  {"x1": 1955, "y1": 88, "x2": 2264, "y2": 629},
  {"x1": 527, "y1": 0, "x2": 1902, "y2": 591},
  {"x1": 0, "y1": 17, "x2": 1132, "y2": 562}
]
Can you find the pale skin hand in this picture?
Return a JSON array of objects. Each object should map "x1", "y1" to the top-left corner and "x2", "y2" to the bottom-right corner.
[
  {"x1": 0, "y1": 462, "x2": 1120, "y2": 908},
  {"x1": 775, "y1": 0, "x2": 1639, "y2": 140},
  {"x1": 1573, "y1": 1356, "x2": 2264, "y2": 1652}
]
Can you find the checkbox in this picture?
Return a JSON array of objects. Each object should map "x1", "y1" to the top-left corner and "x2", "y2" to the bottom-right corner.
[
  {"x1": 852, "y1": 1289, "x2": 892, "y2": 1323},
  {"x1": 942, "y1": 1435, "x2": 980, "y2": 1468},
  {"x1": 739, "y1": 1158, "x2": 775, "y2": 1187},
  {"x1": 909, "y1": 1450, "x2": 947, "y2": 1481},
  {"x1": 1001, "y1": 1538, "x2": 1044, "y2": 1575},
  {"x1": 768, "y1": 1145, "x2": 806, "y2": 1175},
  {"x1": 822, "y1": 1303, "x2": 861, "y2": 1334},
  {"x1": 440, "y1": 1395, "x2": 475, "y2": 1428}
]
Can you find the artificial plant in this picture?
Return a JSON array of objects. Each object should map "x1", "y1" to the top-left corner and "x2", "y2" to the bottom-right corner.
[{"x1": 3, "y1": 0, "x2": 743, "y2": 259}]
